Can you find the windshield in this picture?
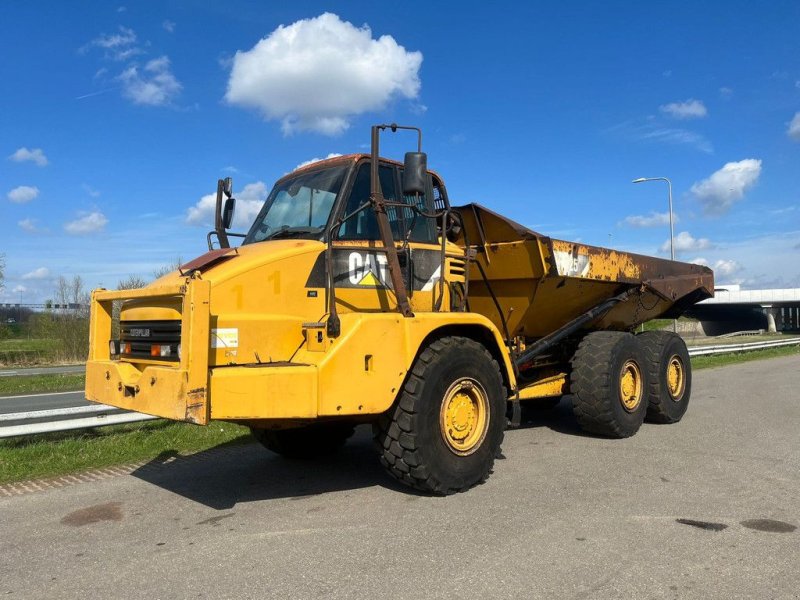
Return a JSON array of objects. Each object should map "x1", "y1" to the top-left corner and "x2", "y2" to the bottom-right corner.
[{"x1": 243, "y1": 165, "x2": 348, "y2": 244}]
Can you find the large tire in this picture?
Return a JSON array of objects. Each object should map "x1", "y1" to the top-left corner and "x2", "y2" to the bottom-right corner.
[
  {"x1": 251, "y1": 423, "x2": 355, "y2": 459},
  {"x1": 373, "y1": 336, "x2": 507, "y2": 495},
  {"x1": 638, "y1": 331, "x2": 692, "y2": 424},
  {"x1": 570, "y1": 331, "x2": 648, "y2": 438}
]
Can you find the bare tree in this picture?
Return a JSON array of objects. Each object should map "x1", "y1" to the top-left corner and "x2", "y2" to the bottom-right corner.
[
  {"x1": 153, "y1": 256, "x2": 183, "y2": 280},
  {"x1": 117, "y1": 274, "x2": 147, "y2": 290}
]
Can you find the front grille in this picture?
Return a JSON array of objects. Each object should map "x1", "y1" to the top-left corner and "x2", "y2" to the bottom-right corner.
[{"x1": 120, "y1": 320, "x2": 181, "y2": 362}]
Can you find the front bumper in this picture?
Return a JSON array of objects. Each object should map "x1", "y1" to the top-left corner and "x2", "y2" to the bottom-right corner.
[{"x1": 86, "y1": 279, "x2": 211, "y2": 424}]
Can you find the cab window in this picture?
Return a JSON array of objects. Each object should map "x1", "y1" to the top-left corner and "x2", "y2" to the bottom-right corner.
[{"x1": 338, "y1": 163, "x2": 437, "y2": 243}]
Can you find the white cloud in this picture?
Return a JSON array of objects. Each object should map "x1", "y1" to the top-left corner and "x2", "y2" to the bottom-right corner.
[
  {"x1": 296, "y1": 153, "x2": 343, "y2": 170},
  {"x1": 8, "y1": 147, "x2": 48, "y2": 166},
  {"x1": 607, "y1": 119, "x2": 712, "y2": 153},
  {"x1": 82, "y1": 183, "x2": 101, "y2": 197},
  {"x1": 225, "y1": 13, "x2": 423, "y2": 135},
  {"x1": 690, "y1": 159, "x2": 762, "y2": 215},
  {"x1": 12, "y1": 285, "x2": 27, "y2": 294},
  {"x1": 660, "y1": 231, "x2": 713, "y2": 254},
  {"x1": 787, "y1": 112, "x2": 800, "y2": 141},
  {"x1": 7, "y1": 185, "x2": 39, "y2": 203},
  {"x1": 713, "y1": 259, "x2": 742, "y2": 277},
  {"x1": 22, "y1": 267, "x2": 50, "y2": 280},
  {"x1": 641, "y1": 128, "x2": 712, "y2": 153},
  {"x1": 162, "y1": 20, "x2": 175, "y2": 33},
  {"x1": 64, "y1": 211, "x2": 108, "y2": 235},
  {"x1": 18, "y1": 218, "x2": 43, "y2": 233},
  {"x1": 186, "y1": 181, "x2": 267, "y2": 230},
  {"x1": 689, "y1": 257, "x2": 709, "y2": 266},
  {"x1": 719, "y1": 87, "x2": 733, "y2": 98},
  {"x1": 659, "y1": 99, "x2": 707, "y2": 120},
  {"x1": 118, "y1": 56, "x2": 182, "y2": 106},
  {"x1": 84, "y1": 26, "x2": 142, "y2": 61},
  {"x1": 621, "y1": 211, "x2": 676, "y2": 228}
]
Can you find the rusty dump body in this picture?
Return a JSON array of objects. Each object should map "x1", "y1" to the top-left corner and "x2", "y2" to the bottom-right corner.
[{"x1": 453, "y1": 204, "x2": 714, "y2": 341}]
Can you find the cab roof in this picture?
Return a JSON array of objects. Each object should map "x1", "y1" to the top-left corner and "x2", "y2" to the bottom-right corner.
[{"x1": 278, "y1": 153, "x2": 443, "y2": 185}]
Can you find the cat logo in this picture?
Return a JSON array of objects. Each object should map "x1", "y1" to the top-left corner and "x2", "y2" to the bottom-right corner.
[{"x1": 349, "y1": 252, "x2": 388, "y2": 287}]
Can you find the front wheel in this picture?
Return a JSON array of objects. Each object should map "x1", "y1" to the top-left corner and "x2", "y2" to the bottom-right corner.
[{"x1": 373, "y1": 336, "x2": 507, "y2": 495}]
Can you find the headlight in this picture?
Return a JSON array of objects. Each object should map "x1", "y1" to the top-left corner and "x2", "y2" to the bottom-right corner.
[{"x1": 150, "y1": 344, "x2": 173, "y2": 357}]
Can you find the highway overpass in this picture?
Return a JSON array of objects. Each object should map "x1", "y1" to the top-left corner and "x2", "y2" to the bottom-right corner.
[{"x1": 690, "y1": 285, "x2": 800, "y2": 335}]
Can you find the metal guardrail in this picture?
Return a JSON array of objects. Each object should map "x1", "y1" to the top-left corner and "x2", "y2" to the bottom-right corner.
[
  {"x1": 687, "y1": 337, "x2": 800, "y2": 356},
  {"x1": 0, "y1": 404, "x2": 156, "y2": 439},
  {"x1": 0, "y1": 338, "x2": 798, "y2": 439}
]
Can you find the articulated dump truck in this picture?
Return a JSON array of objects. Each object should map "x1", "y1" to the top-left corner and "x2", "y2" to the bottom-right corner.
[{"x1": 86, "y1": 125, "x2": 713, "y2": 494}]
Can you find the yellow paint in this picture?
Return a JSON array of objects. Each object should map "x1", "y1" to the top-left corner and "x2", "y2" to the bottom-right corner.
[
  {"x1": 619, "y1": 359, "x2": 643, "y2": 412},
  {"x1": 667, "y1": 355, "x2": 685, "y2": 400},
  {"x1": 86, "y1": 278, "x2": 210, "y2": 424},
  {"x1": 439, "y1": 378, "x2": 489, "y2": 456},
  {"x1": 86, "y1": 238, "x2": 515, "y2": 425},
  {"x1": 209, "y1": 364, "x2": 318, "y2": 419},
  {"x1": 358, "y1": 271, "x2": 382, "y2": 286},
  {"x1": 517, "y1": 372, "x2": 568, "y2": 400}
]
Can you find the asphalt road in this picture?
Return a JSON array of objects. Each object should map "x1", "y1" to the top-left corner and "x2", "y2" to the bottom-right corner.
[
  {"x1": 1, "y1": 355, "x2": 799, "y2": 599},
  {"x1": 0, "y1": 390, "x2": 88, "y2": 415}
]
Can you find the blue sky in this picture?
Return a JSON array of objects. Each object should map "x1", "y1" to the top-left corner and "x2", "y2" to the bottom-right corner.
[{"x1": 2, "y1": 1, "x2": 799, "y2": 304}]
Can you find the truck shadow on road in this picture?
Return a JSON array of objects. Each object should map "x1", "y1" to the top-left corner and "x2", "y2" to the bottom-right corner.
[
  {"x1": 513, "y1": 397, "x2": 599, "y2": 438},
  {"x1": 130, "y1": 401, "x2": 594, "y2": 511},
  {"x1": 130, "y1": 426, "x2": 420, "y2": 510}
]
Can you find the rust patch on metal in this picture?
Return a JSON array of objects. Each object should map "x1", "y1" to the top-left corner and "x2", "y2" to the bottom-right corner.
[{"x1": 61, "y1": 502, "x2": 123, "y2": 527}]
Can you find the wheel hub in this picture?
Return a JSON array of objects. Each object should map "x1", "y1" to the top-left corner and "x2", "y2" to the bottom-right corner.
[
  {"x1": 440, "y1": 378, "x2": 489, "y2": 456},
  {"x1": 666, "y1": 355, "x2": 685, "y2": 400},
  {"x1": 619, "y1": 360, "x2": 643, "y2": 412}
]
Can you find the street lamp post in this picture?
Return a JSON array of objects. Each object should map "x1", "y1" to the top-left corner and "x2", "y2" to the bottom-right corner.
[{"x1": 632, "y1": 176, "x2": 676, "y2": 333}]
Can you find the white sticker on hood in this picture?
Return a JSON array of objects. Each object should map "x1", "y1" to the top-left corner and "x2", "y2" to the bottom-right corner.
[{"x1": 212, "y1": 328, "x2": 239, "y2": 348}]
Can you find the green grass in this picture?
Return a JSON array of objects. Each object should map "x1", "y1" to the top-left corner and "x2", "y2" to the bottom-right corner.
[
  {"x1": 0, "y1": 420, "x2": 252, "y2": 484},
  {"x1": 691, "y1": 343, "x2": 800, "y2": 370},
  {"x1": 0, "y1": 338, "x2": 56, "y2": 352},
  {"x1": 0, "y1": 373, "x2": 85, "y2": 396},
  {"x1": 0, "y1": 338, "x2": 60, "y2": 366}
]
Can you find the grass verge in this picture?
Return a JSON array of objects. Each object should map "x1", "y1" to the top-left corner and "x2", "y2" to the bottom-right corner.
[
  {"x1": 691, "y1": 343, "x2": 800, "y2": 370},
  {"x1": 0, "y1": 420, "x2": 252, "y2": 484},
  {"x1": 0, "y1": 373, "x2": 85, "y2": 396}
]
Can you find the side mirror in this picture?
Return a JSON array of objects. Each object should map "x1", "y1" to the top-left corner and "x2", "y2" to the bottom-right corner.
[
  {"x1": 223, "y1": 177, "x2": 233, "y2": 198},
  {"x1": 402, "y1": 152, "x2": 427, "y2": 195},
  {"x1": 222, "y1": 196, "x2": 236, "y2": 230}
]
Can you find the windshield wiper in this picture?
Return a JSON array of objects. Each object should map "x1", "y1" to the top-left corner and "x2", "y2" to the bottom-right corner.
[{"x1": 264, "y1": 226, "x2": 323, "y2": 241}]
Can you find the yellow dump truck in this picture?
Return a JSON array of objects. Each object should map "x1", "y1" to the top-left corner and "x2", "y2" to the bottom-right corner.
[{"x1": 86, "y1": 124, "x2": 713, "y2": 494}]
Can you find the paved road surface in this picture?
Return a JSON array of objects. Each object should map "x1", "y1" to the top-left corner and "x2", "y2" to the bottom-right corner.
[
  {"x1": 0, "y1": 390, "x2": 88, "y2": 415},
  {"x1": 0, "y1": 364, "x2": 84, "y2": 377},
  {"x1": 1, "y1": 355, "x2": 799, "y2": 599}
]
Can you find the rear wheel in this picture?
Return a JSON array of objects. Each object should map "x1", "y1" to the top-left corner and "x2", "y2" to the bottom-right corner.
[
  {"x1": 570, "y1": 331, "x2": 648, "y2": 438},
  {"x1": 251, "y1": 423, "x2": 356, "y2": 459},
  {"x1": 638, "y1": 331, "x2": 692, "y2": 424},
  {"x1": 373, "y1": 336, "x2": 507, "y2": 495}
]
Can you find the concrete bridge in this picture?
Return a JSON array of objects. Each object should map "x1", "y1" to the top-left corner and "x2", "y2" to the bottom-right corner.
[{"x1": 689, "y1": 285, "x2": 800, "y2": 335}]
